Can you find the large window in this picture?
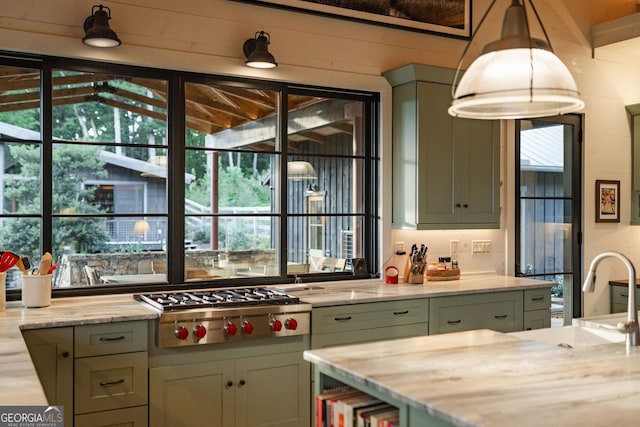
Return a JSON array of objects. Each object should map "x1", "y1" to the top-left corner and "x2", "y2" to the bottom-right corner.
[{"x1": 0, "y1": 54, "x2": 379, "y2": 295}]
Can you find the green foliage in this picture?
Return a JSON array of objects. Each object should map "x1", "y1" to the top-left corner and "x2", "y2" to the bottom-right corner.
[{"x1": 0, "y1": 143, "x2": 111, "y2": 259}]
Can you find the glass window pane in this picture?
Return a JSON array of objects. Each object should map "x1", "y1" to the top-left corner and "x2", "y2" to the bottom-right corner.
[
  {"x1": 287, "y1": 95, "x2": 364, "y2": 157},
  {"x1": 184, "y1": 215, "x2": 278, "y2": 281},
  {"x1": 520, "y1": 121, "x2": 572, "y2": 197},
  {"x1": 1, "y1": 142, "x2": 41, "y2": 214},
  {"x1": 185, "y1": 82, "x2": 278, "y2": 151},
  {"x1": 288, "y1": 157, "x2": 363, "y2": 214},
  {"x1": 186, "y1": 150, "x2": 275, "y2": 214},
  {"x1": 288, "y1": 215, "x2": 362, "y2": 274},
  {"x1": 519, "y1": 199, "x2": 572, "y2": 276},
  {"x1": 53, "y1": 144, "x2": 167, "y2": 215},
  {"x1": 0, "y1": 65, "x2": 41, "y2": 137},
  {"x1": 54, "y1": 216, "x2": 168, "y2": 288},
  {"x1": 52, "y1": 70, "x2": 167, "y2": 145}
]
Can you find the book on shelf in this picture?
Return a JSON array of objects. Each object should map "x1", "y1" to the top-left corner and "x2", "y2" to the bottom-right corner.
[
  {"x1": 315, "y1": 386, "x2": 358, "y2": 427},
  {"x1": 355, "y1": 402, "x2": 393, "y2": 427},
  {"x1": 337, "y1": 392, "x2": 383, "y2": 427},
  {"x1": 369, "y1": 407, "x2": 400, "y2": 427},
  {"x1": 357, "y1": 404, "x2": 396, "y2": 427}
]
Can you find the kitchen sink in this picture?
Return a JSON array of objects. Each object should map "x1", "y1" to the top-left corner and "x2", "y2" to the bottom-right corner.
[{"x1": 509, "y1": 325, "x2": 625, "y2": 348}]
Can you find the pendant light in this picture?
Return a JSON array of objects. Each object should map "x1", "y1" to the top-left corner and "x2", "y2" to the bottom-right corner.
[
  {"x1": 243, "y1": 31, "x2": 278, "y2": 69},
  {"x1": 448, "y1": 0, "x2": 584, "y2": 120},
  {"x1": 287, "y1": 161, "x2": 317, "y2": 181},
  {"x1": 83, "y1": 4, "x2": 121, "y2": 48}
]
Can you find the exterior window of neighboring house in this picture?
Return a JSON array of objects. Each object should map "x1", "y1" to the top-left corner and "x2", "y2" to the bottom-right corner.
[{"x1": 0, "y1": 53, "x2": 379, "y2": 295}]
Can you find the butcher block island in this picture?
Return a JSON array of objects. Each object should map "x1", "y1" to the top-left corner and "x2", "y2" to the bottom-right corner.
[{"x1": 304, "y1": 329, "x2": 640, "y2": 427}]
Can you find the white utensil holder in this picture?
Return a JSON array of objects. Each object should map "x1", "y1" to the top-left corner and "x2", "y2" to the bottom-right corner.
[{"x1": 22, "y1": 274, "x2": 52, "y2": 308}]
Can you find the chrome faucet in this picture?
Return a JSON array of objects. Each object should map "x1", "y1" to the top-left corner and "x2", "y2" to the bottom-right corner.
[{"x1": 583, "y1": 251, "x2": 640, "y2": 348}]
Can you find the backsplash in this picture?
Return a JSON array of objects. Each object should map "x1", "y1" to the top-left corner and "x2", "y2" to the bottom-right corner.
[{"x1": 388, "y1": 229, "x2": 505, "y2": 279}]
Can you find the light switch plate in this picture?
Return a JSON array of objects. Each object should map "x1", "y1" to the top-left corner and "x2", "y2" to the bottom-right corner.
[
  {"x1": 450, "y1": 240, "x2": 459, "y2": 256},
  {"x1": 472, "y1": 240, "x2": 492, "y2": 254}
]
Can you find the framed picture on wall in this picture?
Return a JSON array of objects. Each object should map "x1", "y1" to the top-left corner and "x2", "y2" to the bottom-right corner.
[
  {"x1": 232, "y1": 0, "x2": 472, "y2": 38},
  {"x1": 596, "y1": 180, "x2": 620, "y2": 223}
]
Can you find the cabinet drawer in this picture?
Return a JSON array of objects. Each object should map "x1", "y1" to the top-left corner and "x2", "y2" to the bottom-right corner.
[
  {"x1": 311, "y1": 323, "x2": 427, "y2": 349},
  {"x1": 524, "y1": 288, "x2": 551, "y2": 311},
  {"x1": 429, "y1": 291, "x2": 523, "y2": 335},
  {"x1": 312, "y1": 299, "x2": 428, "y2": 335},
  {"x1": 75, "y1": 321, "x2": 147, "y2": 357},
  {"x1": 523, "y1": 309, "x2": 551, "y2": 330},
  {"x1": 75, "y1": 405, "x2": 148, "y2": 427},
  {"x1": 610, "y1": 286, "x2": 640, "y2": 313},
  {"x1": 75, "y1": 352, "x2": 148, "y2": 414}
]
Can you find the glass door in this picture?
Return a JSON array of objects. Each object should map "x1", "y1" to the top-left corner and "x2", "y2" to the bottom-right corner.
[{"x1": 516, "y1": 115, "x2": 583, "y2": 325}]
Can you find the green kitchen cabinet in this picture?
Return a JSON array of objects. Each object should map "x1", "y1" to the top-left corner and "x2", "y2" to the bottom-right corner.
[
  {"x1": 523, "y1": 288, "x2": 552, "y2": 330},
  {"x1": 74, "y1": 321, "x2": 148, "y2": 426},
  {"x1": 149, "y1": 351, "x2": 309, "y2": 427},
  {"x1": 429, "y1": 291, "x2": 523, "y2": 335},
  {"x1": 22, "y1": 327, "x2": 74, "y2": 427},
  {"x1": 610, "y1": 284, "x2": 640, "y2": 313},
  {"x1": 311, "y1": 299, "x2": 429, "y2": 349},
  {"x1": 626, "y1": 104, "x2": 640, "y2": 224},
  {"x1": 384, "y1": 64, "x2": 500, "y2": 230}
]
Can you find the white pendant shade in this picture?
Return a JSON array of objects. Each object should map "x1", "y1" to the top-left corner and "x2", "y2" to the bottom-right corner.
[
  {"x1": 448, "y1": 0, "x2": 584, "y2": 120},
  {"x1": 449, "y1": 48, "x2": 584, "y2": 119},
  {"x1": 287, "y1": 161, "x2": 317, "y2": 181}
]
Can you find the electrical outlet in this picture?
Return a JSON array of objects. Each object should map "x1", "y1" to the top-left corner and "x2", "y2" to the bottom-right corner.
[
  {"x1": 450, "y1": 240, "x2": 459, "y2": 256},
  {"x1": 472, "y1": 240, "x2": 492, "y2": 254},
  {"x1": 394, "y1": 242, "x2": 405, "y2": 254}
]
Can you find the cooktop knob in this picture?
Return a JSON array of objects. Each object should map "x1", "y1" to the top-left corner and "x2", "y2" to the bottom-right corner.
[
  {"x1": 285, "y1": 318, "x2": 298, "y2": 330},
  {"x1": 225, "y1": 321, "x2": 238, "y2": 336},
  {"x1": 242, "y1": 321, "x2": 254, "y2": 335},
  {"x1": 270, "y1": 319, "x2": 283, "y2": 332},
  {"x1": 193, "y1": 324, "x2": 207, "y2": 339},
  {"x1": 175, "y1": 326, "x2": 189, "y2": 340}
]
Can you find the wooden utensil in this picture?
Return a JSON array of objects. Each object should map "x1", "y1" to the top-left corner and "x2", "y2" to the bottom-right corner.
[{"x1": 37, "y1": 252, "x2": 53, "y2": 276}]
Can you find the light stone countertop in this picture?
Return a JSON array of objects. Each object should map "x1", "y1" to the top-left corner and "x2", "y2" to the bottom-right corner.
[
  {"x1": 0, "y1": 274, "x2": 553, "y2": 407},
  {"x1": 304, "y1": 329, "x2": 640, "y2": 427},
  {"x1": 280, "y1": 274, "x2": 554, "y2": 306}
]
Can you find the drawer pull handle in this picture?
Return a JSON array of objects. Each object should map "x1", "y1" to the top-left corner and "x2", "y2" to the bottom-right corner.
[
  {"x1": 99, "y1": 379, "x2": 125, "y2": 387},
  {"x1": 494, "y1": 314, "x2": 508, "y2": 320},
  {"x1": 621, "y1": 294, "x2": 629, "y2": 298},
  {"x1": 334, "y1": 316, "x2": 352, "y2": 321},
  {"x1": 99, "y1": 336, "x2": 126, "y2": 342},
  {"x1": 393, "y1": 310, "x2": 409, "y2": 315},
  {"x1": 225, "y1": 380, "x2": 234, "y2": 389},
  {"x1": 531, "y1": 297, "x2": 545, "y2": 302},
  {"x1": 447, "y1": 320, "x2": 462, "y2": 325},
  {"x1": 238, "y1": 379, "x2": 246, "y2": 388}
]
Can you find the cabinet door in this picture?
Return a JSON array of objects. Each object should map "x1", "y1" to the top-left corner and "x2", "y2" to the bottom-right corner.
[
  {"x1": 235, "y1": 351, "x2": 310, "y2": 427},
  {"x1": 22, "y1": 327, "x2": 74, "y2": 427},
  {"x1": 454, "y1": 116, "x2": 500, "y2": 226},
  {"x1": 149, "y1": 360, "x2": 234, "y2": 427},
  {"x1": 414, "y1": 81, "x2": 500, "y2": 228}
]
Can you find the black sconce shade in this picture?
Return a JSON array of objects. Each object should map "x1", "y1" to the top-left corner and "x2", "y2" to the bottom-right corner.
[
  {"x1": 243, "y1": 31, "x2": 277, "y2": 69},
  {"x1": 83, "y1": 4, "x2": 121, "y2": 48}
]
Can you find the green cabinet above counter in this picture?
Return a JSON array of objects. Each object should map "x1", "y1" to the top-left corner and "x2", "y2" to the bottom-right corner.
[{"x1": 384, "y1": 64, "x2": 500, "y2": 230}]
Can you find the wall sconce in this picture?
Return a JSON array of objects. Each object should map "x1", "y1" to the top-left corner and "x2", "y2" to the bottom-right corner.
[
  {"x1": 287, "y1": 161, "x2": 317, "y2": 181},
  {"x1": 83, "y1": 4, "x2": 121, "y2": 48},
  {"x1": 448, "y1": 0, "x2": 584, "y2": 120},
  {"x1": 243, "y1": 31, "x2": 278, "y2": 69}
]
